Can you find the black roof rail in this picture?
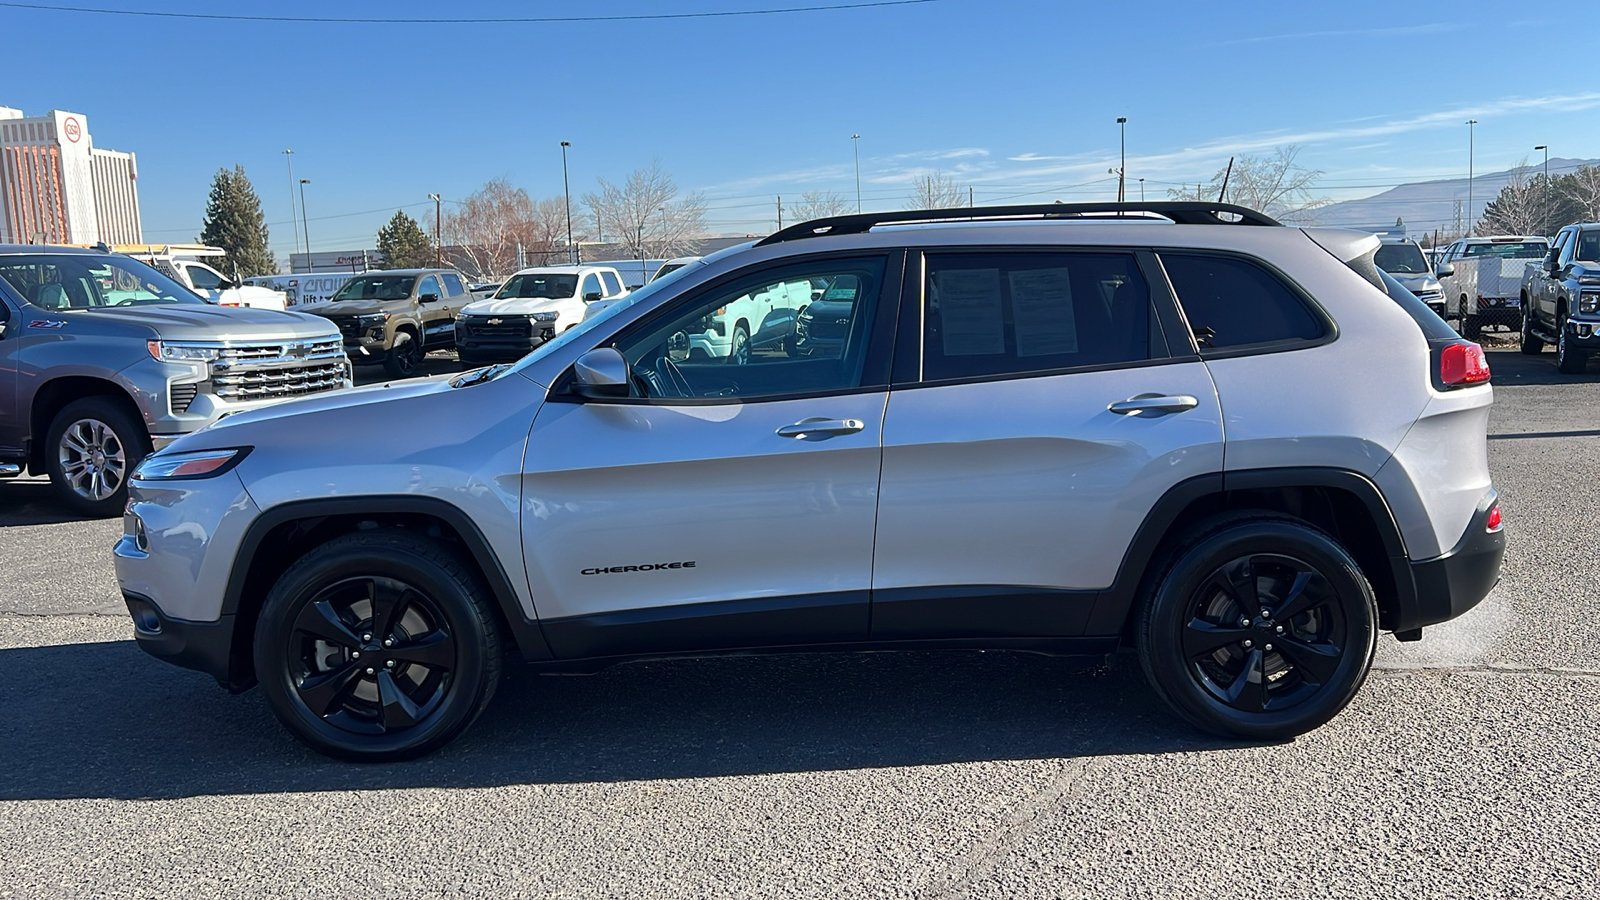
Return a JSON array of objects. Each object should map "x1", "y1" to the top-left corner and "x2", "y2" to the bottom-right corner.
[{"x1": 756, "y1": 201, "x2": 1281, "y2": 247}]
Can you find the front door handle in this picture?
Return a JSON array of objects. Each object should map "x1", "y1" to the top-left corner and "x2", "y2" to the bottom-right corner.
[
  {"x1": 776, "y1": 417, "x2": 866, "y2": 438},
  {"x1": 1108, "y1": 394, "x2": 1199, "y2": 416}
]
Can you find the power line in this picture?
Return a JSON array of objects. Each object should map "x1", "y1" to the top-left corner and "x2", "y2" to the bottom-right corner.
[{"x1": 0, "y1": 0, "x2": 940, "y2": 24}]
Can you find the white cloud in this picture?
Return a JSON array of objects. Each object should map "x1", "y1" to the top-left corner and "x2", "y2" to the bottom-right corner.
[{"x1": 1211, "y1": 22, "x2": 1460, "y2": 47}]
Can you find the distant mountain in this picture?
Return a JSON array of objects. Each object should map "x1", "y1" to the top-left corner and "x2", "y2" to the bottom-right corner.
[{"x1": 1311, "y1": 157, "x2": 1598, "y2": 236}]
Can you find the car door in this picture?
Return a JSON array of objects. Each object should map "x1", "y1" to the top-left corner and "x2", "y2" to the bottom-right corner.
[
  {"x1": 871, "y1": 248, "x2": 1224, "y2": 639},
  {"x1": 521, "y1": 252, "x2": 902, "y2": 659},
  {"x1": 440, "y1": 272, "x2": 471, "y2": 317},
  {"x1": 0, "y1": 287, "x2": 18, "y2": 454},
  {"x1": 415, "y1": 275, "x2": 452, "y2": 344}
]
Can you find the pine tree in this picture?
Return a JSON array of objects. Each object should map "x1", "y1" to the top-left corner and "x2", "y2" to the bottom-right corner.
[
  {"x1": 376, "y1": 210, "x2": 434, "y2": 269},
  {"x1": 198, "y1": 165, "x2": 275, "y2": 277}
]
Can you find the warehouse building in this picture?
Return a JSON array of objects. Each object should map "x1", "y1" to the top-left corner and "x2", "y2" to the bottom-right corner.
[{"x1": 0, "y1": 106, "x2": 142, "y2": 245}]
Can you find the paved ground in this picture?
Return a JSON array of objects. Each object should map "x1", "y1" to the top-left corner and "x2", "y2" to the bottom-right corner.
[{"x1": 1, "y1": 347, "x2": 1596, "y2": 898}]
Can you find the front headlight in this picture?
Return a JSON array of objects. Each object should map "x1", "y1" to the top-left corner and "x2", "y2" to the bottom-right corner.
[
  {"x1": 147, "y1": 341, "x2": 224, "y2": 362},
  {"x1": 132, "y1": 447, "x2": 250, "y2": 481},
  {"x1": 531, "y1": 311, "x2": 559, "y2": 323},
  {"x1": 1578, "y1": 276, "x2": 1600, "y2": 286},
  {"x1": 1580, "y1": 292, "x2": 1600, "y2": 314}
]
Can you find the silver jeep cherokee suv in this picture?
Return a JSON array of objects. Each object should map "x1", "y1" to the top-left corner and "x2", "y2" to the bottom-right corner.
[{"x1": 115, "y1": 203, "x2": 1505, "y2": 760}]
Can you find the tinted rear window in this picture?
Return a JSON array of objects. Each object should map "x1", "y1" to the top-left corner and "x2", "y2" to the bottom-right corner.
[
  {"x1": 1160, "y1": 254, "x2": 1325, "y2": 351},
  {"x1": 1378, "y1": 269, "x2": 1457, "y2": 342}
]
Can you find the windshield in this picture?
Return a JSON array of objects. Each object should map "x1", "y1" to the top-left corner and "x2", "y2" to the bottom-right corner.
[
  {"x1": 507, "y1": 260, "x2": 704, "y2": 377},
  {"x1": 496, "y1": 272, "x2": 578, "y2": 300},
  {"x1": 1375, "y1": 243, "x2": 1430, "y2": 275},
  {"x1": 1463, "y1": 241, "x2": 1548, "y2": 259},
  {"x1": 0, "y1": 253, "x2": 205, "y2": 308},
  {"x1": 652, "y1": 263, "x2": 686, "y2": 281},
  {"x1": 330, "y1": 275, "x2": 417, "y2": 301}
]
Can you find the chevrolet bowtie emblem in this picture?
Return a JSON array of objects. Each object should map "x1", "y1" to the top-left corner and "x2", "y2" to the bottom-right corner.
[{"x1": 487, "y1": 318, "x2": 502, "y2": 325}]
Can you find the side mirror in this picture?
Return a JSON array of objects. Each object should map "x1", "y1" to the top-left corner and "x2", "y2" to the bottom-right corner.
[
  {"x1": 583, "y1": 291, "x2": 603, "y2": 302},
  {"x1": 218, "y1": 278, "x2": 236, "y2": 290},
  {"x1": 419, "y1": 292, "x2": 440, "y2": 303},
  {"x1": 1434, "y1": 263, "x2": 1454, "y2": 278},
  {"x1": 571, "y1": 347, "x2": 630, "y2": 399}
]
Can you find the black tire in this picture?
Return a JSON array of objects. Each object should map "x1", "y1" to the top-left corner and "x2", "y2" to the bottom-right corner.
[
  {"x1": 44, "y1": 396, "x2": 149, "y2": 518},
  {"x1": 1557, "y1": 314, "x2": 1587, "y2": 374},
  {"x1": 1135, "y1": 514, "x2": 1378, "y2": 741},
  {"x1": 383, "y1": 333, "x2": 423, "y2": 379},
  {"x1": 1520, "y1": 304, "x2": 1543, "y2": 354},
  {"x1": 1462, "y1": 313, "x2": 1481, "y2": 339},
  {"x1": 253, "y1": 531, "x2": 504, "y2": 761},
  {"x1": 729, "y1": 323, "x2": 751, "y2": 365}
]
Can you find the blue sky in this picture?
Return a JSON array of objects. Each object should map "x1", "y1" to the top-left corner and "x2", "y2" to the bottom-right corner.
[{"x1": 5, "y1": 0, "x2": 1596, "y2": 257}]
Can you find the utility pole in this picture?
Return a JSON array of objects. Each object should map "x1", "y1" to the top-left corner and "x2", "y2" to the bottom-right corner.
[
  {"x1": 1139, "y1": 178, "x2": 1145, "y2": 202},
  {"x1": 969, "y1": 186, "x2": 974, "y2": 208},
  {"x1": 560, "y1": 141, "x2": 575, "y2": 264},
  {"x1": 1466, "y1": 120, "x2": 1478, "y2": 237},
  {"x1": 427, "y1": 193, "x2": 442, "y2": 267},
  {"x1": 297, "y1": 179, "x2": 311, "y2": 269},
  {"x1": 851, "y1": 134, "x2": 862, "y2": 213},
  {"x1": 1535, "y1": 144, "x2": 1550, "y2": 236},
  {"x1": 282, "y1": 149, "x2": 300, "y2": 262},
  {"x1": 777, "y1": 195, "x2": 782, "y2": 230},
  {"x1": 1116, "y1": 117, "x2": 1127, "y2": 202}
]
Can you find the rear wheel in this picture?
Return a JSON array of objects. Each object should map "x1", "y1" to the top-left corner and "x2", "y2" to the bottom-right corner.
[
  {"x1": 1136, "y1": 515, "x2": 1378, "y2": 740},
  {"x1": 1557, "y1": 314, "x2": 1587, "y2": 374},
  {"x1": 254, "y1": 532, "x2": 504, "y2": 761},
  {"x1": 1462, "y1": 313, "x2": 1482, "y2": 339},
  {"x1": 44, "y1": 397, "x2": 148, "y2": 518},
  {"x1": 729, "y1": 323, "x2": 751, "y2": 365},
  {"x1": 1520, "y1": 303, "x2": 1543, "y2": 354}
]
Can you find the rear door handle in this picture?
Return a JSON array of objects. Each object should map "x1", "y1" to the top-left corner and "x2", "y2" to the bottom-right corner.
[
  {"x1": 1108, "y1": 394, "x2": 1199, "y2": 416},
  {"x1": 776, "y1": 417, "x2": 866, "y2": 438}
]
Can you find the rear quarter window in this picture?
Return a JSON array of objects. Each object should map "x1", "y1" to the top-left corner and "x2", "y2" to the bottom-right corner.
[{"x1": 1160, "y1": 253, "x2": 1326, "y2": 352}]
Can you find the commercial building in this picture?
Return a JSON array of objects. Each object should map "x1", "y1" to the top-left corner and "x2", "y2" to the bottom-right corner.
[{"x1": 0, "y1": 106, "x2": 142, "y2": 245}]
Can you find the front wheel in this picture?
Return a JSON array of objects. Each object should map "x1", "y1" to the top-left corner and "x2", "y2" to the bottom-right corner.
[
  {"x1": 1520, "y1": 305, "x2": 1543, "y2": 354},
  {"x1": 45, "y1": 397, "x2": 148, "y2": 518},
  {"x1": 1557, "y1": 316, "x2": 1587, "y2": 374},
  {"x1": 383, "y1": 333, "x2": 423, "y2": 379},
  {"x1": 1136, "y1": 515, "x2": 1377, "y2": 740},
  {"x1": 254, "y1": 532, "x2": 504, "y2": 761},
  {"x1": 728, "y1": 324, "x2": 751, "y2": 365}
]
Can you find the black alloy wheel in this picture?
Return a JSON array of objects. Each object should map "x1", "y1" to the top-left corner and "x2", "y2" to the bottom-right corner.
[
  {"x1": 1520, "y1": 305, "x2": 1543, "y2": 354},
  {"x1": 1137, "y1": 515, "x2": 1377, "y2": 740},
  {"x1": 1557, "y1": 314, "x2": 1587, "y2": 374},
  {"x1": 255, "y1": 532, "x2": 503, "y2": 760},
  {"x1": 384, "y1": 334, "x2": 424, "y2": 379}
]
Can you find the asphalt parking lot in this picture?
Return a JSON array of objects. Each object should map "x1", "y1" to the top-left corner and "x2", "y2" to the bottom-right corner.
[{"x1": 1, "y1": 347, "x2": 1596, "y2": 898}]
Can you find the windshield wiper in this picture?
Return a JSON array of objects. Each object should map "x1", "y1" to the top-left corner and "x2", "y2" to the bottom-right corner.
[{"x1": 451, "y1": 364, "x2": 509, "y2": 388}]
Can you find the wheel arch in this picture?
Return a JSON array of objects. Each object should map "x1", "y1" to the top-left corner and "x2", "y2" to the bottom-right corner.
[
  {"x1": 221, "y1": 495, "x2": 552, "y2": 690},
  {"x1": 29, "y1": 376, "x2": 147, "y2": 474},
  {"x1": 1085, "y1": 468, "x2": 1416, "y2": 639}
]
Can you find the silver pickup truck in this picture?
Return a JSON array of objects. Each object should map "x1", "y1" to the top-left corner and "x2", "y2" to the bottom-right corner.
[
  {"x1": 1519, "y1": 223, "x2": 1600, "y2": 373},
  {"x1": 0, "y1": 245, "x2": 351, "y2": 516}
]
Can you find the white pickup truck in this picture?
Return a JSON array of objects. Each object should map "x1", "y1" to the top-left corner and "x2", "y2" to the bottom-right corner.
[{"x1": 1435, "y1": 235, "x2": 1550, "y2": 337}]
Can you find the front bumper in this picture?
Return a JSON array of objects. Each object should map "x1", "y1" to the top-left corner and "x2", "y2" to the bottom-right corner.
[
  {"x1": 1562, "y1": 316, "x2": 1600, "y2": 351},
  {"x1": 456, "y1": 322, "x2": 555, "y2": 361},
  {"x1": 123, "y1": 591, "x2": 242, "y2": 688},
  {"x1": 1404, "y1": 492, "x2": 1505, "y2": 631}
]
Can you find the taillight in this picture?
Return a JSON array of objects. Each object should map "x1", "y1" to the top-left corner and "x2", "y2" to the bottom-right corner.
[
  {"x1": 1485, "y1": 505, "x2": 1503, "y2": 533},
  {"x1": 1438, "y1": 341, "x2": 1490, "y2": 388}
]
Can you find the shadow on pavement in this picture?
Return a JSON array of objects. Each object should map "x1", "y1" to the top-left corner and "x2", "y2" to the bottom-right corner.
[
  {"x1": 0, "y1": 478, "x2": 95, "y2": 527},
  {"x1": 352, "y1": 351, "x2": 464, "y2": 387},
  {"x1": 1485, "y1": 346, "x2": 1600, "y2": 385},
  {"x1": 0, "y1": 639, "x2": 1240, "y2": 801}
]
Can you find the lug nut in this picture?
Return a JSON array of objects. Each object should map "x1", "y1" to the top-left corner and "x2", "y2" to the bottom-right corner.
[
  {"x1": 383, "y1": 639, "x2": 393, "y2": 648},
  {"x1": 362, "y1": 633, "x2": 372, "y2": 642},
  {"x1": 351, "y1": 651, "x2": 360, "y2": 659},
  {"x1": 385, "y1": 660, "x2": 395, "y2": 668},
  {"x1": 1275, "y1": 625, "x2": 1285, "y2": 634},
  {"x1": 365, "y1": 667, "x2": 375, "y2": 675},
  {"x1": 1240, "y1": 618, "x2": 1252, "y2": 627},
  {"x1": 1260, "y1": 608, "x2": 1271, "y2": 619},
  {"x1": 1264, "y1": 643, "x2": 1274, "y2": 652},
  {"x1": 1242, "y1": 639, "x2": 1253, "y2": 648}
]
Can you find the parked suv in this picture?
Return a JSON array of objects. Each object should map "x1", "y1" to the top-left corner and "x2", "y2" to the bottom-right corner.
[
  {"x1": 454, "y1": 265, "x2": 628, "y2": 367},
  {"x1": 1373, "y1": 235, "x2": 1447, "y2": 317},
  {"x1": 0, "y1": 245, "x2": 349, "y2": 516},
  {"x1": 1519, "y1": 222, "x2": 1600, "y2": 373},
  {"x1": 115, "y1": 203, "x2": 1504, "y2": 760},
  {"x1": 300, "y1": 269, "x2": 473, "y2": 378}
]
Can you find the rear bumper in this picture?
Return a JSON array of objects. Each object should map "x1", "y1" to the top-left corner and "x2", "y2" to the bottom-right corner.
[
  {"x1": 1403, "y1": 492, "x2": 1504, "y2": 631},
  {"x1": 123, "y1": 591, "x2": 243, "y2": 690}
]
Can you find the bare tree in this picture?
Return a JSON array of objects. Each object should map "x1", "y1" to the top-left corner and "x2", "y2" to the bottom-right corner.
[
  {"x1": 1478, "y1": 160, "x2": 1543, "y2": 236},
  {"x1": 583, "y1": 160, "x2": 707, "y2": 262},
  {"x1": 441, "y1": 177, "x2": 539, "y2": 278},
  {"x1": 906, "y1": 170, "x2": 967, "y2": 209},
  {"x1": 1167, "y1": 145, "x2": 1330, "y2": 223},
  {"x1": 786, "y1": 191, "x2": 852, "y2": 223},
  {"x1": 1566, "y1": 166, "x2": 1600, "y2": 224}
]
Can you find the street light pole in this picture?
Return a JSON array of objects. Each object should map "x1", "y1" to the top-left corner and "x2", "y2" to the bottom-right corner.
[
  {"x1": 282, "y1": 149, "x2": 300, "y2": 263},
  {"x1": 1534, "y1": 144, "x2": 1549, "y2": 237},
  {"x1": 560, "y1": 141, "x2": 575, "y2": 264},
  {"x1": 1466, "y1": 120, "x2": 1477, "y2": 237},
  {"x1": 427, "y1": 193, "x2": 442, "y2": 267},
  {"x1": 297, "y1": 179, "x2": 311, "y2": 269},
  {"x1": 1139, "y1": 178, "x2": 1145, "y2": 203},
  {"x1": 851, "y1": 134, "x2": 862, "y2": 213},
  {"x1": 1116, "y1": 117, "x2": 1127, "y2": 202}
]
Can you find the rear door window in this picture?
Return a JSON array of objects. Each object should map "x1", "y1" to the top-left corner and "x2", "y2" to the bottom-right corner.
[
  {"x1": 920, "y1": 251, "x2": 1160, "y2": 382},
  {"x1": 441, "y1": 273, "x2": 466, "y2": 296},
  {"x1": 1160, "y1": 254, "x2": 1326, "y2": 352},
  {"x1": 600, "y1": 270, "x2": 623, "y2": 295}
]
